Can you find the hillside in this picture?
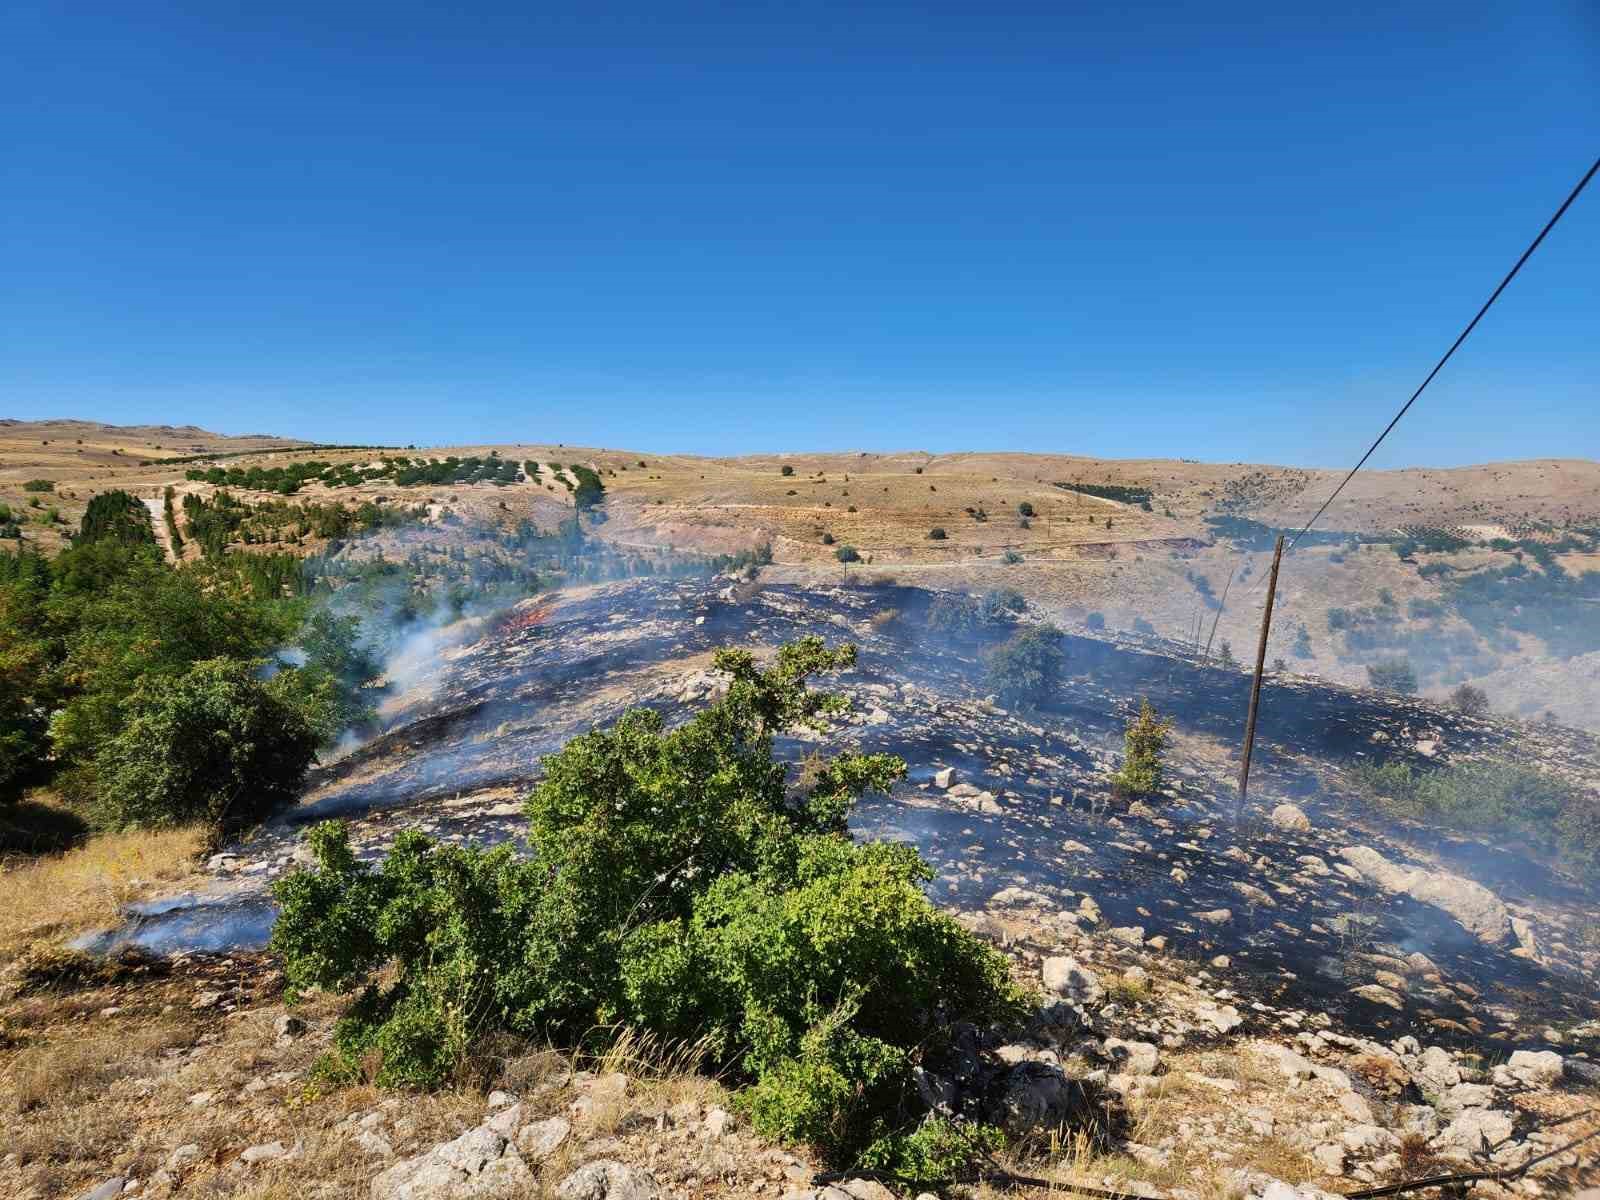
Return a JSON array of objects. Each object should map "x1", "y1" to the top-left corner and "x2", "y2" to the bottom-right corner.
[{"x1": 4, "y1": 420, "x2": 1598, "y2": 728}]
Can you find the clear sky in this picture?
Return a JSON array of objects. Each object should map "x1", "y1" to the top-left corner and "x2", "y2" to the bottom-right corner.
[{"x1": 3, "y1": 2, "x2": 1596, "y2": 466}]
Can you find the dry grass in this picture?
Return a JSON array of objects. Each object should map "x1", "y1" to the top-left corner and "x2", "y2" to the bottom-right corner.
[{"x1": 0, "y1": 825, "x2": 207, "y2": 955}]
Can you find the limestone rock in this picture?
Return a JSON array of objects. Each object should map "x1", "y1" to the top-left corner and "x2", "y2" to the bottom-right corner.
[
  {"x1": 1339, "y1": 846, "x2": 1511, "y2": 945},
  {"x1": 556, "y1": 1161, "x2": 661, "y2": 1200},
  {"x1": 1504, "y1": 1049, "x2": 1563, "y2": 1088},
  {"x1": 1270, "y1": 803, "x2": 1311, "y2": 832},
  {"x1": 1041, "y1": 956, "x2": 1103, "y2": 1006}
]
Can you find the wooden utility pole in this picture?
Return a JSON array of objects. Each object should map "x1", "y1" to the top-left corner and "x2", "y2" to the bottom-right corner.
[{"x1": 1237, "y1": 534, "x2": 1285, "y2": 817}]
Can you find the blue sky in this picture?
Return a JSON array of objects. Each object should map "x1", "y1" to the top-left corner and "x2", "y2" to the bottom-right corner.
[{"x1": 3, "y1": 1, "x2": 1596, "y2": 466}]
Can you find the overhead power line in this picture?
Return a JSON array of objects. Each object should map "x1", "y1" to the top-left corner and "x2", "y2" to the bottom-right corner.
[{"x1": 1280, "y1": 153, "x2": 1600, "y2": 556}]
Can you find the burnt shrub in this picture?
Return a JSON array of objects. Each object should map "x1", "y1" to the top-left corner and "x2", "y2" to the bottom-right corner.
[
  {"x1": 271, "y1": 640, "x2": 1021, "y2": 1166},
  {"x1": 985, "y1": 625, "x2": 1065, "y2": 707}
]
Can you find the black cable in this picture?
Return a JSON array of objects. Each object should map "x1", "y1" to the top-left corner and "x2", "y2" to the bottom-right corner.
[{"x1": 1279, "y1": 154, "x2": 1599, "y2": 559}]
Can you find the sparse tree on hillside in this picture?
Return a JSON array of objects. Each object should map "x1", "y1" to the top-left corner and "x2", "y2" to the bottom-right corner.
[
  {"x1": 1113, "y1": 699, "x2": 1172, "y2": 796},
  {"x1": 1451, "y1": 683, "x2": 1489, "y2": 717}
]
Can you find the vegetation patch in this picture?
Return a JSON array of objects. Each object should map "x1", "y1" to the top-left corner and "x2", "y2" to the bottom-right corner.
[
  {"x1": 1350, "y1": 760, "x2": 1597, "y2": 875},
  {"x1": 271, "y1": 639, "x2": 1022, "y2": 1169}
]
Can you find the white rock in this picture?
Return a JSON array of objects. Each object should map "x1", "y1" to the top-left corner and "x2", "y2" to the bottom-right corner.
[
  {"x1": 513, "y1": 1117, "x2": 571, "y2": 1161},
  {"x1": 1103, "y1": 1038, "x2": 1159, "y2": 1076},
  {"x1": 357, "y1": 1130, "x2": 396, "y2": 1158},
  {"x1": 1107, "y1": 925, "x2": 1145, "y2": 947},
  {"x1": 78, "y1": 1179, "x2": 125, "y2": 1200},
  {"x1": 702, "y1": 1107, "x2": 735, "y2": 1137},
  {"x1": 556, "y1": 1161, "x2": 661, "y2": 1200},
  {"x1": 1505, "y1": 1049, "x2": 1563, "y2": 1088},
  {"x1": 240, "y1": 1141, "x2": 291, "y2": 1165},
  {"x1": 1041, "y1": 956, "x2": 1104, "y2": 1006},
  {"x1": 1438, "y1": 1107, "x2": 1514, "y2": 1154},
  {"x1": 1270, "y1": 803, "x2": 1311, "y2": 831},
  {"x1": 933, "y1": 767, "x2": 955, "y2": 789},
  {"x1": 1339, "y1": 846, "x2": 1511, "y2": 945}
]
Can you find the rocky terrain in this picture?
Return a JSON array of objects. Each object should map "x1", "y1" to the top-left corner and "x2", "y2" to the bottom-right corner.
[{"x1": 14, "y1": 575, "x2": 1594, "y2": 1200}]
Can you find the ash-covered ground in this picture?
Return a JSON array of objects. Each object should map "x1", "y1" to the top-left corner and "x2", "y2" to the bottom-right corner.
[{"x1": 90, "y1": 577, "x2": 1600, "y2": 1060}]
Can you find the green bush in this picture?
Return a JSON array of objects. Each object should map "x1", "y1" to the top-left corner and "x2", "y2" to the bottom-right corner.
[
  {"x1": 928, "y1": 527, "x2": 947, "y2": 540},
  {"x1": 1366, "y1": 658, "x2": 1418, "y2": 695},
  {"x1": 1351, "y1": 760, "x2": 1596, "y2": 874},
  {"x1": 23, "y1": 479, "x2": 54, "y2": 493},
  {"x1": 78, "y1": 490, "x2": 155, "y2": 547},
  {"x1": 1112, "y1": 700, "x2": 1171, "y2": 796},
  {"x1": 835, "y1": 545, "x2": 860, "y2": 563},
  {"x1": 781, "y1": 465, "x2": 795, "y2": 476},
  {"x1": 1001, "y1": 549, "x2": 1023, "y2": 565},
  {"x1": 271, "y1": 639, "x2": 1021, "y2": 1166},
  {"x1": 94, "y1": 657, "x2": 320, "y2": 834},
  {"x1": 985, "y1": 625, "x2": 1065, "y2": 707}
]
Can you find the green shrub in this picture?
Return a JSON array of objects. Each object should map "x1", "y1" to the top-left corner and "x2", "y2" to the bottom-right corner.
[
  {"x1": 22, "y1": 479, "x2": 54, "y2": 493},
  {"x1": 1112, "y1": 700, "x2": 1171, "y2": 796},
  {"x1": 821, "y1": 532, "x2": 835, "y2": 545},
  {"x1": 928, "y1": 527, "x2": 947, "y2": 540},
  {"x1": 1351, "y1": 760, "x2": 1595, "y2": 874},
  {"x1": 857, "y1": 1117, "x2": 1007, "y2": 1185},
  {"x1": 985, "y1": 625, "x2": 1065, "y2": 707},
  {"x1": 781, "y1": 464, "x2": 795, "y2": 476},
  {"x1": 272, "y1": 639, "x2": 1021, "y2": 1165},
  {"x1": 835, "y1": 545, "x2": 860, "y2": 563},
  {"x1": 1001, "y1": 549, "x2": 1023, "y2": 565},
  {"x1": 93, "y1": 657, "x2": 320, "y2": 834},
  {"x1": 1366, "y1": 658, "x2": 1418, "y2": 694},
  {"x1": 1016, "y1": 502, "x2": 1034, "y2": 518}
]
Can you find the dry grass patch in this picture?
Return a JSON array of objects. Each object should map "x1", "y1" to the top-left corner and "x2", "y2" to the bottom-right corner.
[{"x1": 0, "y1": 825, "x2": 207, "y2": 955}]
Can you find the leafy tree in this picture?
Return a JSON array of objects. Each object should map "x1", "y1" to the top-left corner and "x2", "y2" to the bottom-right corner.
[
  {"x1": 47, "y1": 549, "x2": 289, "y2": 764},
  {"x1": 94, "y1": 657, "x2": 320, "y2": 834},
  {"x1": 1366, "y1": 658, "x2": 1418, "y2": 695},
  {"x1": 985, "y1": 625, "x2": 1065, "y2": 707},
  {"x1": 835, "y1": 545, "x2": 860, "y2": 563},
  {"x1": 272, "y1": 639, "x2": 1020, "y2": 1165},
  {"x1": 1113, "y1": 700, "x2": 1172, "y2": 796},
  {"x1": 0, "y1": 555, "x2": 56, "y2": 802}
]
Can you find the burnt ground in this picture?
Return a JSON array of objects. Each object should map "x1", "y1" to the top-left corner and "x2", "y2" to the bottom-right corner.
[{"x1": 82, "y1": 577, "x2": 1600, "y2": 1060}]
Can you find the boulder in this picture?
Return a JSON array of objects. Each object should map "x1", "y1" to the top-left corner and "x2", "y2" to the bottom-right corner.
[
  {"x1": 1270, "y1": 803, "x2": 1311, "y2": 831},
  {"x1": 1437, "y1": 1106, "x2": 1514, "y2": 1155},
  {"x1": 556, "y1": 1162, "x2": 661, "y2": 1200},
  {"x1": 1339, "y1": 847, "x2": 1511, "y2": 945},
  {"x1": 1103, "y1": 1038, "x2": 1159, "y2": 1076},
  {"x1": 1504, "y1": 1049, "x2": 1563, "y2": 1088},
  {"x1": 1041, "y1": 956, "x2": 1103, "y2": 1006},
  {"x1": 514, "y1": 1117, "x2": 571, "y2": 1161},
  {"x1": 933, "y1": 767, "x2": 955, "y2": 789},
  {"x1": 78, "y1": 1180, "x2": 125, "y2": 1200},
  {"x1": 371, "y1": 1127, "x2": 533, "y2": 1200}
]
